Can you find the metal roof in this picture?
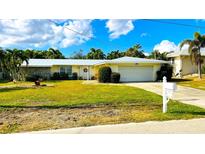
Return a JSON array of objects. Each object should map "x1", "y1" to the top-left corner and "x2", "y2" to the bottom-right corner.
[
  {"x1": 167, "y1": 48, "x2": 205, "y2": 57},
  {"x1": 22, "y1": 57, "x2": 168, "y2": 67},
  {"x1": 107, "y1": 56, "x2": 168, "y2": 64},
  {"x1": 22, "y1": 59, "x2": 108, "y2": 67}
]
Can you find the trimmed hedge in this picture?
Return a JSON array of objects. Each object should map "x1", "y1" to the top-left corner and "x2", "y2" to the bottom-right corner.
[
  {"x1": 156, "y1": 64, "x2": 173, "y2": 81},
  {"x1": 111, "y1": 72, "x2": 120, "y2": 83},
  {"x1": 51, "y1": 72, "x2": 69, "y2": 80},
  {"x1": 98, "y1": 66, "x2": 112, "y2": 83}
]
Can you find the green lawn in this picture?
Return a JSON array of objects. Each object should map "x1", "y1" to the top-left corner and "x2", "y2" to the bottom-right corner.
[
  {"x1": 0, "y1": 80, "x2": 205, "y2": 133},
  {"x1": 173, "y1": 75, "x2": 205, "y2": 90}
]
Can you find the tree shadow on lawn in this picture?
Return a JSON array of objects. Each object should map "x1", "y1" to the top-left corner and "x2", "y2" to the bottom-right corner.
[
  {"x1": 171, "y1": 78, "x2": 192, "y2": 82},
  {"x1": 0, "y1": 80, "x2": 10, "y2": 84},
  {"x1": 169, "y1": 111, "x2": 205, "y2": 115},
  {"x1": 0, "y1": 103, "x2": 162, "y2": 110},
  {"x1": 0, "y1": 87, "x2": 31, "y2": 92}
]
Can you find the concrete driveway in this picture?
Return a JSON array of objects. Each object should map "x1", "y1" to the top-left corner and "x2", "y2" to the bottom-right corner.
[{"x1": 125, "y1": 82, "x2": 205, "y2": 109}]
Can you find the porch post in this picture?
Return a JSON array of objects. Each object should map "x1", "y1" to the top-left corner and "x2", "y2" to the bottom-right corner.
[{"x1": 87, "y1": 66, "x2": 89, "y2": 80}]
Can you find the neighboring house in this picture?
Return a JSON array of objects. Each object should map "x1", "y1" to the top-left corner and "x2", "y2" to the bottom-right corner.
[
  {"x1": 21, "y1": 56, "x2": 167, "y2": 82},
  {"x1": 167, "y1": 48, "x2": 205, "y2": 77}
]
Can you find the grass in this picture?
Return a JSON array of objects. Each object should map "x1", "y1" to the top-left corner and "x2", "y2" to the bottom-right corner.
[
  {"x1": 173, "y1": 75, "x2": 205, "y2": 90},
  {"x1": 0, "y1": 80, "x2": 205, "y2": 133}
]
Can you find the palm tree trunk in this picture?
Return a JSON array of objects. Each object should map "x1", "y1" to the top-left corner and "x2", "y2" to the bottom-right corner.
[{"x1": 198, "y1": 57, "x2": 202, "y2": 79}]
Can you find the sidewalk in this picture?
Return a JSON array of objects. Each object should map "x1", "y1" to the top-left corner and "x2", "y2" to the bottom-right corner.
[{"x1": 29, "y1": 118, "x2": 205, "y2": 134}]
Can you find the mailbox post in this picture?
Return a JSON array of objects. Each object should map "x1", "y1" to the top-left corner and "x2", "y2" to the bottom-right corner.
[
  {"x1": 162, "y1": 77, "x2": 167, "y2": 113},
  {"x1": 162, "y1": 76, "x2": 177, "y2": 113}
]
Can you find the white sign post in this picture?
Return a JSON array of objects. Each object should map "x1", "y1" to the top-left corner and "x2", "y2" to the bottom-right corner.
[{"x1": 162, "y1": 76, "x2": 177, "y2": 113}]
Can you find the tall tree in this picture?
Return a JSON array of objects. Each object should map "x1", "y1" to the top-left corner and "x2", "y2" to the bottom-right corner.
[
  {"x1": 107, "y1": 50, "x2": 124, "y2": 59},
  {"x1": 46, "y1": 48, "x2": 65, "y2": 59},
  {"x1": 24, "y1": 48, "x2": 65, "y2": 59},
  {"x1": 0, "y1": 48, "x2": 6, "y2": 74},
  {"x1": 86, "y1": 48, "x2": 105, "y2": 59},
  {"x1": 149, "y1": 50, "x2": 168, "y2": 60},
  {"x1": 125, "y1": 44, "x2": 145, "y2": 58},
  {"x1": 3, "y1": 49, "x2": 29, "y2": 80},
  {"x1": 71, "y1": 49, "x2": 86, "y2": 59},
  {"x1": 180, "y1": 32, "x2": 205, "y2": 79}
]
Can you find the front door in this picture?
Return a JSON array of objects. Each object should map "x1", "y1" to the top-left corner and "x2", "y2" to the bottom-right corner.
[{"x1": 81, "y1": 66, "x2": 89, "y2": 80}]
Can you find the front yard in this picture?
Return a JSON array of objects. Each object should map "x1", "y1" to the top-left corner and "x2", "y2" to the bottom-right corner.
[
  {"x1": 173, "y1": 75, "x2": 205, "y2": 90},
  {"x1": 0, "y1": 80, "x2": 205, "y2": 133}
]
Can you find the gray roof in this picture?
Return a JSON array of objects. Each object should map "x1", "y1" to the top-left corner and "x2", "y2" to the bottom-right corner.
[
  {"x1": 22, "y1": 59, "x2": 108, "y2": 67},
  {"x1": 22, "y1": 57, "x2": 167, "y2": 67},
  {"x1": 108, "y1": 57, "x2": 168, "y2": 64},
  {"x1": 167, "y1": 48, "x2": 205, "y2": 57}
]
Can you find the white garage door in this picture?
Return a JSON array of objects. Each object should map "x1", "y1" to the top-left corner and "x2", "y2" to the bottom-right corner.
[{"x1": 118, "y1": 66, "x2": 153, "y2": 82}]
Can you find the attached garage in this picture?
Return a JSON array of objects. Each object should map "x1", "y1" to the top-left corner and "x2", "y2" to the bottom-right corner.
[
  {"x1": 118, "y1": 66, "x2": 154, "y2": 82},
  {"x1": 106, "y1": 57, "x2": 168, "y2": 82}
]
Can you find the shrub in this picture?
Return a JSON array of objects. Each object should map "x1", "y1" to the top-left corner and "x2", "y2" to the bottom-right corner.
[
  {"x1": 98, "y1": 66, "x2": 112, "y2": 83},
  {"x1": 202, "y1": 65, "x2": 205, "y2": 74},
  {"x1": 78, "y1": 76, "x2": 83, "y2": 80},
  {"x1": 91, "y1": 76, "x2": 96, "y2": 80},
  {"x1": 72, "y1": 72, "x2": 78, "y2": 80},
  {"x1": 51, "y1": 72, "x2": 68, "y2": 80},
  {"x1": 156, "y1": 64, "x2": 173, "y2": 81},
  {"x1": 111, "y1": 72, "x2": 120, "y2": 83},
  {"x1": 26, "y1": 75, "x2": 41, "y2": 82},
  {"x1": 51, "y1": 72, "x2": 60, "y2": 80},
  {"x1": 59, "y1": 72, "x2": 68, "y2": 80}
]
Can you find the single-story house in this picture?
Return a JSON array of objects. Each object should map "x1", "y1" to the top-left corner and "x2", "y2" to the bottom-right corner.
[
  {"x1": 167, "y1": 48, "x2": 205, "y2": 77},
  {"x1": 20, "y1": 56, "x2": 167, "y2": 82}
]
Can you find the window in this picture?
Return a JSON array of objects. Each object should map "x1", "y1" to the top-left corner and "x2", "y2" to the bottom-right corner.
[
  {"x1": 60, "y1": 67, "x2": 65, "y2": 73},
  {"x1": 60, "y1": 66, "x2": 72, "y2": 75},
  {"x1": 66, "y1": 66, "x2": 72, "y2": 75}
]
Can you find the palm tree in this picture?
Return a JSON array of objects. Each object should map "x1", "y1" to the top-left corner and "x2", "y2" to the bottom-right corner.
[
  {"x1": 149, "y1": 50, "x2": 168, "y2": 60},
  {"x1": 86, "y1": 48, "x2": 105, "y2": 59},
  {"x1": 0, "y1": 48, "x2": 6, "y2": 76},
  {"x1": 4, "y1": 49, "x2": 29, "y2": 80},
  {"x1": 107, "y1": 50, "x2": 123, "y2": 59},
  {"x1": 180, "y1": 32, "x2": 205, "y2": 79},
  {"x1": 125, "y1": 44, "x2": 145, "y2": 58}
]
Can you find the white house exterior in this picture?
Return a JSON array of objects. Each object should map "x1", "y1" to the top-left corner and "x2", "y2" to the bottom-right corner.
[
  {"x1": 167, "y1": 48, "x2": 205, "y2": 77},
  {"x1": 21, "y1": 56, "x2": 167, "y2": 82}
]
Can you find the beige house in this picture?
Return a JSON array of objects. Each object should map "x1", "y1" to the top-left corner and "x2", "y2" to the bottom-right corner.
[
  {"x1": 21, "y1": 57, "x2": 167, "y2": 82},
  {"x1": 167, "y1": 48, "x2": 205, "y2": 77}
]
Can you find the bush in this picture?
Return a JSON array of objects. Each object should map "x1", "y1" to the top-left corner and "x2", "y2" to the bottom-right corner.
[
  {"x1": 72, "y1": 72, "x2": 78, "y2": 80},
  {"x1": 98, "y1": 66, "x2": 112, "y2": 83},
  {"x1": 26, "y1": 74, "x2": 41, "y2": 82},
  {"x1": 51, "y1": 72, "x2": 60, "y2": 80},
  {"x1": 51, "y1": 72, "x2": 68, "y2": 80},
  {"x1": 78, "y1": 76, "x2": 83, "y2": 80},
  {"x1": 111, "y1": 72, "x2": 120, "y2": 83},
  {"x1": 156, "y1": 64, "x2": 173, "y2": 81},
  {"x1": 91, "y1": 76, "x2": 96, "y2": 80}
]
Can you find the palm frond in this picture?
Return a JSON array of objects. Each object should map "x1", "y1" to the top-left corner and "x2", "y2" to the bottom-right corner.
[
  {"x1": 194, "y1": 32, "x2": 201, "y2": 40},
  {"x1": 179, "y1": 40, "x2": 192, "y2": 50}
]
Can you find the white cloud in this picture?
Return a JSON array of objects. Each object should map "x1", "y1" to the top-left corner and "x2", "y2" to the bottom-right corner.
[
  {"x1": 153, "y1": 40, "x2": 177, "y2": 53},
  {"x1": 140, "y1": 33, "x2": 148, "y2": 37},
  {"x1": 106, "y1": 19, "x2": 134, "y2": 39},
  {"x1": 60, "y1": 20, "x2": 93, "y2": 48},
  {"x1": 0, "y1": 19, "x2": 93, "y2": 48}
]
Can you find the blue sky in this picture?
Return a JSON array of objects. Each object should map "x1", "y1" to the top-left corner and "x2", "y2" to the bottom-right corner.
[{"x1": 0, "y1": 19, "x2": 205, "y2": 57}]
